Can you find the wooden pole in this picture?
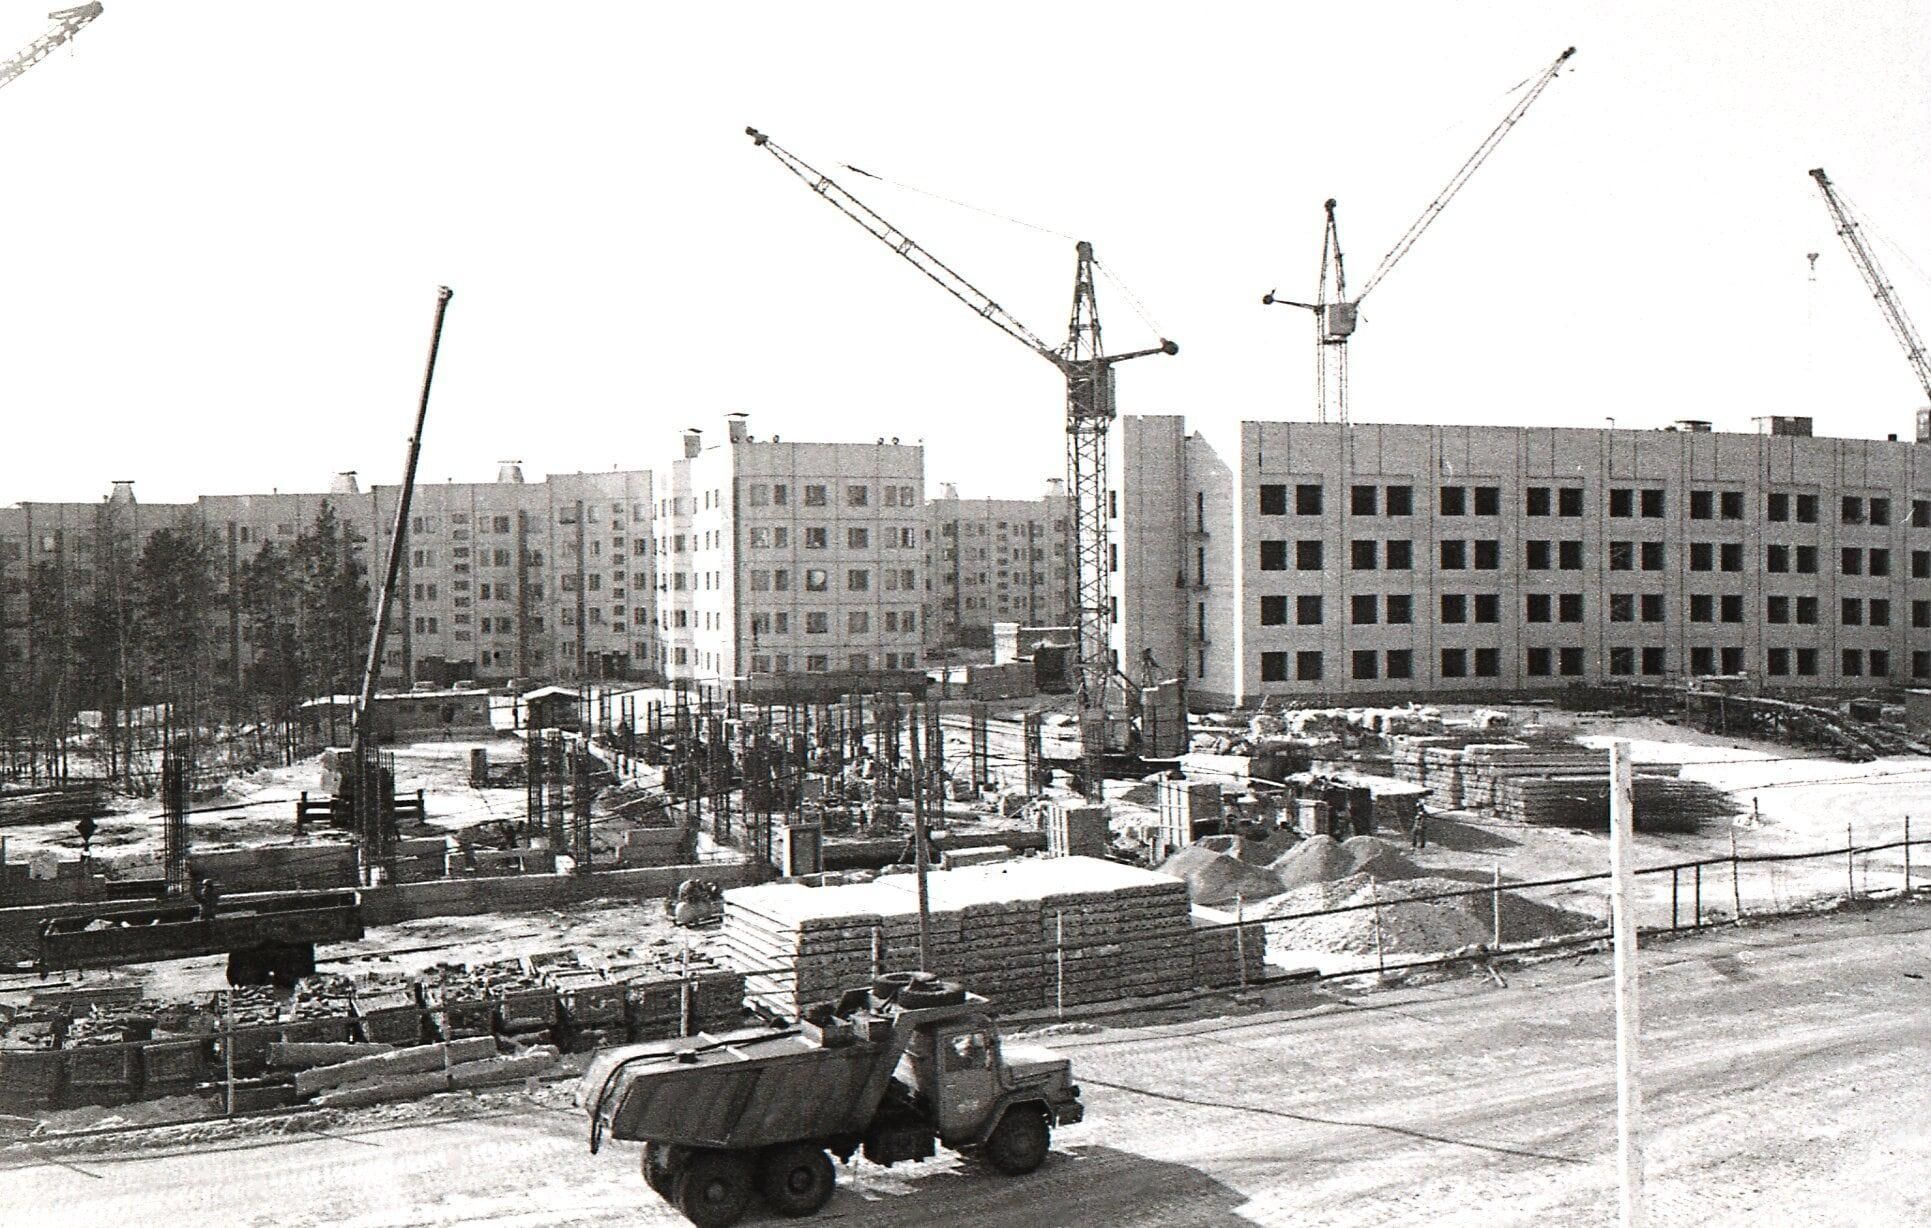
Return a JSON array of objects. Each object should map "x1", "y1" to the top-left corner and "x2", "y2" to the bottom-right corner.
[
  {"x1": 223, "y1": 989, "x2": 236, "y2": 1118},
  {"x1": 1055, "y1": 909, "x2": 1065, "y2": 1019},
  {"x1": 1730, "y1": 826, "x2": 1742, "y2": 922},
  {"x1": 1847, "y1": 821, "x2": 1856, "y2": 899},
  {"x1": 1608, "y1": 739, "x2": 1645, "y2": 1228},
  {"x1": 1369, "y1": 877, "x2": 1385, "y2": 974},
  {"x1": 1235, "y1": 894, "x2": 1247, "y2": 989},
  {"x1": 1491, "y1": 864, "x2": 1502, "y2": 946},
  {"x1": 909, "y1": 711, "x2": 932, "y2": 972},
  {"x1": 1906, "y1": 816, "x2": 1913, "y2": 896}
]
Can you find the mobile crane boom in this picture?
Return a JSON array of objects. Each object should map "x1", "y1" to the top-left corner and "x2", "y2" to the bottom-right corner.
[
  {"x1": 1809, "y1": 167, "x2": 1931, "y2": 407},
  {"x1": 0, "y1": 3, "x2": 101, "y2": 95}
]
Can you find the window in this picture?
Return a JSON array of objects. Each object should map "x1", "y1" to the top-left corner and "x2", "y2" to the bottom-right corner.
[
  {"x1": 1842, "y1": 548, "x2": 1863, "y2": 576},
  {"x1": 1721, "y1": 543, "x2": 1743, "y2": 572},
  {"x1": 1441, "y1": 594, "x2": 1467, "y2": 624},
  {"x1": 1260, "y1": 540, "x2": 1287, "y2": 570},
  {"x1": 1692, "y1": 646, "x2": 1715, "y2": 675},
  {"x1": 1474, "y1": 540, "x2": 1500, "y2": 570},
  {"x1": 1796, "y1": 546, "x2": 1818, "y2": 574},
  {"x1": 1796, "y1": 494, "x2": 1819, "y2": 524},
  {"x1": 1871, "y1": 548, "x2": 1892, "y2": 577},
  {"x1": 772, "y1": 483, "x2": 789, "y2": 506},
  {"x1": 1351, "y1": 540, "x2": 1378, "y2": 570},
  {"x1": 1843, "y1": 649, "x2": 1863, "y2": 678},
  {"x1": 1261, "y1": 595, "x2": 1288, "y2": 625},
  {"x1": 1690, "y1": 490, "x2": 1713, "y2": 520},
  {"x1": 1872, "y1": 649, "x2": 1892, "y2": 678},
  {"x1": 1920, "y1": 651, "x2": 1931, "y2": 680},
  {"x1": 1439, "y1": 486, "x2": 1467, "y2": 516},
  {"x1": 1842, "y1": 598, "x2": 1863, "y2": 626},
  {"x1": 1386, "y1": 649, "x2": 1414, "y2": 679},
  {"x1": 1386, "y1": 594, "x2": 1413, "y2": 624},
  {"x1": 1642, "y1": 593, "x2": 1665, "y2": 622},
  {"x1": 1385, "y1": 540, "x2": 1413, "y2": 570},
  {"x1": 1560, "y1": 646, "x2": 1585, "y2": 676},
  {"x1": 1297, "y1": 594, "x2": 1324, "y2": 625},
  {"x1": 1440, "y1": 648, "x2": 1468, "y2": 679},
  {"x1": 1296, "y1": 651, "x2": 1324, "y2": 682},
  {"x1": 1610, "y1": 593, "x2": 1635, "y2": 622},
  {"x1": 1721, "y1": 491, "x2": 1744, "y2": 520},
  {"x1": 1526, "y1": 487, "x2": 1552, "y2": 516},
  {"x1": 1440, "y1": 540, "x2": 1467, "y2": 569},
  {"x1": 847, "y1": 568, "x2": 870, "y2": 592},
  {"x1": 805, "y1": 611, "x2": 829, "y2": 634},
  {"x1": 1610, "y1": 488, "x2": 1634, "y2": 518},
  {"x1": 1768, "y1": 648, "x2": 1791, "y2": 677},
  {"x1": 1641, "y1": 489, "x2": 1666, "y2": 518},
  {"x1": 1296, "y1": 540, "x2": 1324, "y2": 570},
  {"x1": 1260, "y1": 485, "x2": 1287, "y2": 515},
  {"x1": 1350, "y1": 594, "x2": 1378, "y2": 624},
  {"x1": 1527, "y1": 593, "x2": 1552, "y2": 622},
  {"x1": 1797, "y1": 596, "x2": 1818, "y2": 625},
  {"x1": 1474, "y1": 486, "x2": 1500, "y2": 516},
  {"x1": 805, "y1": 526, "x2": 828, "y2": 550},
  {"x1": 1474, "y1": 594, "x2": 1499, "y2": 623},
  {"x1": 1914, "y1": 550, "x2": 1930, "y2": 579},
  {"x1": 1722, "y1": 646, "x2": 1745, "y2": 675},
  {"x1": 1916, "y1": 600, "x2": 1931, "y2": 629},
  {"x1": 1475, "y1": 647, "x2": 1500, "y2": 677},
  {"x1": 1385, "y1": 485, "x2": 1413, "y2": 516},
  {"x1": 1559, "y1": 540, "x2": 1584, "y2": 570},
  {"x1": 1768, "y1": 596, "x2": 1792, "y2": 624},
  {"x1": 1351, "y1": 485, "x2": 1378, "y2": 516},
  {"x1": 804, "y1": 484, "x2": 828, "y2": 507},
  {"x1": 848, "y1": 527, "x2": 870, "y2": 549},
  {"x1": 1767, "y1": 493, "x2": 1790, "y2": 522},
  {"x1": 1916, "y1": 500, "x2": 1931, "y2": 529},
  {"x1": 1642, "y1": 646, "x2": 1667, "y2": 676},
  {"x1": 1767, "y1": 544, "x2": 1789, "y2": 573},
  {"x1": 1559, "y1": 593, "x2": 1584, "y2": 623},
  {"x1": 805, "y1": 568, "x2": 829, "y2": 592},
  {"x1": 1690, "y1": 594, "x2": 1714, "y2": 623},
  {"x1": 1641, "y1": 541, "x2": 1665, "y2": 571},
  {"x1": 748, "y1": 484, "x2": 769, "y2": 507},
  {"x1": 847, "y1": 484, "x2": 870, "y2": 507},
  {"x1": 1797, "y1": 647, "x2": 1819, "y2": 676},
  {"x1": 773, "y1": 568, "x2": 791, "y2": 591},
  {"x1": 1842, "y1": 496, "x2": 1865, "y2": 525},
  {"x1": 1261, "y1": 651, "x2": 1288, "y2": 682},
  {"x1": 1559, "y1": 487, "x2": 1584, "y2": 517},
  {"x1": 1296, "y1": 484, "x2": 1324, "y2": 515},
  {"x1": 848, "y1": 610, "x2": 870, "y2": 633},
  {"x1": 1610, "y1": 541, "x2": 1635, "y2": 571},
  {"x1": 1691, "y1": 542, "x2": 1714, "y2": 572},
  {"x1": 1527, "y1": 540, "x2": 1552, "y2": 569},
  {"x1": 1527, "y1": 646, "x2": 1553, "y2": 676},
  {"x1": 1872, "y1": 598, "x2": 1892, "y2": 627}
]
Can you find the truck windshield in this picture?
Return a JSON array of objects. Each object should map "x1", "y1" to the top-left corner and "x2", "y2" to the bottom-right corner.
[{"x1": 943, "y1": 1030, "x2": 992, "y2": 1072}]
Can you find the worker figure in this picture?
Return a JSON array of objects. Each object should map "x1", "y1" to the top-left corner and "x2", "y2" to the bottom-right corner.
[
  {"x1": 192, "y1": 875, "x2": 221, "y2": 922},
  {"x1": 1410, "y1": 806, "x2": 1430, "y2": 851}
]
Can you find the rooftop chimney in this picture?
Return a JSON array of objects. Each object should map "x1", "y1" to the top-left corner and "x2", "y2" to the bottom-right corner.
[
  {"x1": 725, "y1": 412, "x2": 750, "y2": 443},
  {"x1": 683, "y1": 428, "x2": 703, "y2": 459},
  {"x1": 497, "y1": 460, "x2": 525, "y2": 484},
  {"x1": 331, "y1": 471, "x2": 360, "y2": 494},
  {"x1": 1044, "y1": 477, "x2": 1066, "y2": 498},
  {"x1": 108, "y1": 480, "x2": 135, "y2": 506}
]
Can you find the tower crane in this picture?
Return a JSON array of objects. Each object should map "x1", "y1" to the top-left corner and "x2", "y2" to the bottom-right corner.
[
  {"x1": 1808, "y1": 167, "x2": 1931, "y2": 430},
  {"x1": 0, "y1": 3, "x2": 102, "y2": 95},
  {"x1": 1264, "y1": 46, "x2": 1575, "y2": 424},
  {"x1": 746, "y1": 128, "x2": 1177, "y2": 787}
]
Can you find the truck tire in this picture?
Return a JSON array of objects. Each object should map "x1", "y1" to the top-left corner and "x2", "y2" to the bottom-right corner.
[
  {"x1": 896, "y1": 979, "x2": 966, "y2": 1009},
  {"x1": 984, "y1": 1106, "x2": 1050, "y2": 1175},
  {"x1": 757, "y1": 1143, "x2": 835, "y2": 1217},
  {"x1": 643, "y1": 1142, "x2": 676, "y2": 1200},
  {"x1": 870, "y1": 971, "x2": 924, "y2": 1000},
  {"x1": 675, "y1": 1150, "x2": 754, "y2": 1228}
]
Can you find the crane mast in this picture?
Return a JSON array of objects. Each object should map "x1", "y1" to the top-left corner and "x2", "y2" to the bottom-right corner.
[
  {"x1": 1808, "y1": 167, "x2": 1931, "y2": 418},
  {"x1": 1264, "y1": 46, "x2": 1574, "y2": 424},
  {"x1": 0, "y1": 3, "x2": 102, "y2": 95},
  {"x1": 746, "y1": 129, "x2": 1176, "y2": 786}
]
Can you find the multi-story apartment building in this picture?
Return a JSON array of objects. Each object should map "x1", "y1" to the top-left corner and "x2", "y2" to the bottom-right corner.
[
  {"x1": 1115, "y1": 414, "x2": 1931, "y2": 707},
  {"x1": 923, "y1": 481, "x2": 1075, "y2": 648},
  {"x1": 0, "y1": 412, "x2": 930, "y2": 697},
  {"x1": 655, "y1": 413, "x2": 926, "y2": 689}
]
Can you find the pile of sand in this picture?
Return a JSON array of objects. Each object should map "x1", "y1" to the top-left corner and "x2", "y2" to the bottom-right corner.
[
  {"x1": 1270, "y1": 835, "x2": 1355, "y2": 888},
  {"x1": 1157, "y1": 846, "x2": 1288, "y2": 908},
  {"x1": 1341, "y1": 835, "x2": 1423, "y2": 881},
  {"x1": 1254, "y1": 872, "x2": 1598, "y2": 956}
]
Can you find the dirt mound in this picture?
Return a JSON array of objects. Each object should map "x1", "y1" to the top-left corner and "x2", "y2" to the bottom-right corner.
[
  {"x1": 1270, "y1": 834, "x2": 1355, "y2": 888},
  {"x1": 1254, "y1": 873, "x2": 1599, "y2": 957},
  {"x1": 1342, "y1": 835, "x2": 1423, "y2": 881},
  {"x1": 1234, "y1": 827, "x2": 1299, "y2": 866},
  {"x1": 1157, "y1": 845, "x2": 1288, "y2": 908}
]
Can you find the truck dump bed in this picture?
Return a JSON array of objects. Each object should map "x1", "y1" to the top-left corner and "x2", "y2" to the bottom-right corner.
[{"x1": 584, "y1": 1017, "x2": 902, "y2": 1151}]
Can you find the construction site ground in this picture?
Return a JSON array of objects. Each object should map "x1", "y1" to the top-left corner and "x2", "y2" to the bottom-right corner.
[{"x1": 6, "y1": 896, "x2": 1926, "y2": 1227}]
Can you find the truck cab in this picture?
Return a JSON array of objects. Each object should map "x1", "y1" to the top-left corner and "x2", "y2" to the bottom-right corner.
[{"x1": 898, "y1": 1011, "x2": 1079, "y2": 1149}]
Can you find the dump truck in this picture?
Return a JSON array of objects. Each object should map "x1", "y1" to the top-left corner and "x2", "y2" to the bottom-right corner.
[{"x1": 580, "y1": 971, "x2": 1083, "y2": 1226}]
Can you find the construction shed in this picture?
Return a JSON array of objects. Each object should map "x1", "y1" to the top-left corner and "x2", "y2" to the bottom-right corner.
[
  {"x1": 523, "y1": 686, "x2": 583, "y2": 733},
  {"x1": 363, "y1": 689, "x2": 493, "y2": 740}
]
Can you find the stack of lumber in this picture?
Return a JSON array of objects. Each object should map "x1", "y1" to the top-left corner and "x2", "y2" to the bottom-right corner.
[
  {"x1": 1493, "y1": 773, "x2": 1725, "y2": 832},
  {"x1": 351, "y1": 974, "x2": 426, "y2": 1047},
  {"x1": 716, "y1": 857, "x2": 1200, "y2": 1016},
  {"x1": 609, "y1": 950, "x2": 744, "y2": 1041},
  {"x1": 1188, "y1": 915, "x2": 1266, "y2": 989}
]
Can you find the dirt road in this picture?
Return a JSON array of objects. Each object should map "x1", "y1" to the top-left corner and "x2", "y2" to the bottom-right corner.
[{"x1": 9, "y1": 902, "x2": 1929, "y2": 1227}]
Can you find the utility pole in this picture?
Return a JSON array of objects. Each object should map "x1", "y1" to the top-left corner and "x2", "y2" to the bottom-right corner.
[
  {"x1": 1608, "y1": 740, "x2": 1645, "y2": 1228},
  {"x1": 908, "y1": 703, "x2": 933, "y2": 971}
]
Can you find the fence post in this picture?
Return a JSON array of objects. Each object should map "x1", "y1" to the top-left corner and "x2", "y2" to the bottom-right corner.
[
  {"x1": 1906, "y1": 816, "x2": 1913, "y2": 896},
  {"x1": 223, "y1": 990, "x2": 236, "y2": 1119},
  {"x1": 1670, "y1": 867, "x2": 1679, "y2": 931},
  {"x1": 1055, "y1": 910, "x2": 1065, "y2": 1020},
  {"x1": 1730, "y1": 827, "x2": 1742, "y2": 923},
  {"x1": 1491, "y1": 864, "x2": 1502, "y2": 946},
  {"x1": 1692, "y1": 864, "x2": 1701, "y2": 929},
  {"x1": 1235, "y1": 894, "x2": 1248, "y2": 990},
  {"x1": 1847, "y1": 821, "x2": 1856, "y2": 899},
  {"x1": 1369, "y1": 877, "x2": 1386, "y2": 974},
  {"x1": 1607, "y1": 739, "x2": 1645, "y2": 1228}
]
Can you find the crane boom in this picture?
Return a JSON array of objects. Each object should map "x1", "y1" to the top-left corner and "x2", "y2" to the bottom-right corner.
[
  {"x1": 1809, "y1": 167, "x2": 1931, "y2": 405},
  {"x1": 0, "y1": 3, "x2": 102, "y2": 95},
  {"x1": 747, "y1": 128, "x2": 1176, "y2": 789},
  {"x1": 746, "y1": 129, "x2": 1056, "y2": 357},
  {"x1": 1357, "y1": 46, "x2": 1575, "y2": 300}
]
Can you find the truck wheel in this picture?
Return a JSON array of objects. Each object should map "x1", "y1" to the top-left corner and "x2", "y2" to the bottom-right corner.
[
  {"x1": 984, "y1": 1107, "x2": 1050, "y2": 1175},
  {"x1": 675, "y1": 1150, "x2": 754, "y2": 1228},
  {"x1": 871, "y1": 971, "x2": 923, "y2": 1000},
  {"x1": 643, "y1": 1142, "x2": 676, "y2": 1200},
  {"x1": 896, "y1": 979, "x2": 966, "y2": 1009},
  {"x1": 757, "y1": 1143, "x2": 835, "y2": 1217}
]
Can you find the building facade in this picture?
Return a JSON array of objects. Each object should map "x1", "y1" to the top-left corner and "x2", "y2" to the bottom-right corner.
[
  {"x1": 923, "y1": 481, "x2": 1075, "y2": 648},
  {"x1": 1115, "y1": 414, "x2": 1931, "y2": 707}
]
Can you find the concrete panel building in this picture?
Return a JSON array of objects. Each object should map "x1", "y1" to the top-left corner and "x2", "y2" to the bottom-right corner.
[
  {"x1": 1115, "y1": 414, "x2": 1931, "y2": 707},
  {"x1": 924, "y1": 480, "x2": 1074, "y2": 648}
]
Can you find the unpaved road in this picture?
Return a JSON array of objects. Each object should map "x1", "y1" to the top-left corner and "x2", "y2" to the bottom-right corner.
[{"x1": 8, "y1": 902, "x2": 1930, "y2": 1227}]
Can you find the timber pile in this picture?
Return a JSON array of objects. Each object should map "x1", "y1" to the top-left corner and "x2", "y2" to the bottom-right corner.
[
  {"x1": 1390, "y1": 736, "x2": 1704, "y2": 828},
  {"x1": 0, "y1": 783, "x2": 106, "y2": 828},
  {"x1": 717, "y1": 857, "x2": 1220, "y2": 1016}
]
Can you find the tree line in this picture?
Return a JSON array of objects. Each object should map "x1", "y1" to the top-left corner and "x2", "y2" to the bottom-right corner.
[{"x1": 3, "y1": 500, "x2": 373, "y2": 788}]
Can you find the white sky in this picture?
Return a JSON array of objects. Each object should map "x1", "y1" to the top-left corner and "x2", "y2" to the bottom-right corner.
[{"x1": 1, "y1": 1, "x2": 1927, "y2": 505}]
